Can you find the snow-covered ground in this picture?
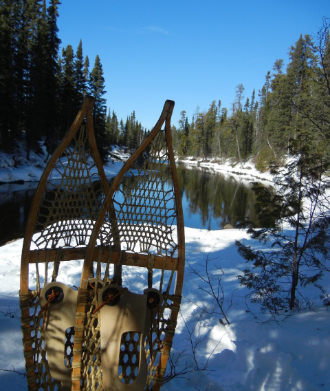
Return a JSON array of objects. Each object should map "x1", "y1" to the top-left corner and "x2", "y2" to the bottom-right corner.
[
  {"x1": 0, "y1": 140, "x2": 272, "y2": 186},
  {"x1": 0, "y1": 149, "x2": 330, "y2": 390},
  {"x1": 0, "y1": 144, "x2": 127, "y2": 185},
  {"x1": 1, "y1": 228, "x2": 329, "y2": 390},
  {"x1": 178, "y1": 157, "x2": 274, "y2": 184}
]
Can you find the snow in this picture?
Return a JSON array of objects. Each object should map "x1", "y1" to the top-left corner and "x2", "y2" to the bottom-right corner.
[
  {"x1": 0, "y1": 141, "x2": 271, "y2": 186},
  {"x1": 178, "y1": 157, "x2": 274, "y2": 184},
  {"x1": 1, "y1": 228, "x2": 329, "y2": 390},
  {"x1": 0, "y1": 149, "x2": 330, "y2": 390},
  {"x1": 0, "y1": 143, "x2": 126, "y2": 185}
]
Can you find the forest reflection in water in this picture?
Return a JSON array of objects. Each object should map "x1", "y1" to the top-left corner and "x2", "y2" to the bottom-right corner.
[
  {"x1": 0, "y1": 165, "x2": 263, "y2": 246},
  {"x1": 176, "y1": 165, "x2": 261, "y2": 230}
]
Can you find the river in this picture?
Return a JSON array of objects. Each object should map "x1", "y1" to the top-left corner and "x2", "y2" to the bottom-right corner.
[{"x1": 0, "y1": 164, "x2": 263, "y2": 246}]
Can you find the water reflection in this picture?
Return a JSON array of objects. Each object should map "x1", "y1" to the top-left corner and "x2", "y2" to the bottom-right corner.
[
  {"x1": 0, "y1": 166, "x2": 262, "y2": 246},
  {"x1": 0, "y1": 184, "x2": 36, "y2": 245},
  {"x1": 177, "y1": 165, "x2": 260, "y2": 230}
]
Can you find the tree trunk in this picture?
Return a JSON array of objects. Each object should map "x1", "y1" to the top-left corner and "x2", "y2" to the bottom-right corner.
[
  {"x1": 290, "y1": 164, "x2": 303, "y2": 310},
  {"x1": 235, "y1": 127, "x2": 242, "y2": 168}
]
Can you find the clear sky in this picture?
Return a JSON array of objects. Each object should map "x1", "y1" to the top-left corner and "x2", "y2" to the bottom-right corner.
[{"x1": 57, "y1": 1, "x2": 329, "y2": 130}]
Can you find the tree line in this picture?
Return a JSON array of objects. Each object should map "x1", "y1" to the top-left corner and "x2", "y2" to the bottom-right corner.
[
  {"x1": 236, "y1": 20, "x2": 330, "y2": 317},
  {"x1": 171, "y1": 18, "x2": 330, "y2": 317},
  {"x1": 1, "y1": 1, "x2": 330, "y2": 318},
  {"x1": 0, "y1": 0, "x2": 146, "y2": 162},
  {"x1": 172, "y1": 22, "x2": 330, "y2": 172},
  {"x1": 1, "y1": 1, "x2": 329, "y2": 175}
]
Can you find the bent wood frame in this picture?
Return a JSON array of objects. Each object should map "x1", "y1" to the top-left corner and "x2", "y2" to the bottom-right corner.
[
  {"x1": 20, "y1": 96, "x2": 109, "y2": 391},
  {"x1": 72, "y1": 100, "x2": 185, "y2": 391}
]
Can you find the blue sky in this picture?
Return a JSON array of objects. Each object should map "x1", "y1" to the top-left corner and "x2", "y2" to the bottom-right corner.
[{"x1": 57, "y1": 1, "x2": 329, "y2": 130}]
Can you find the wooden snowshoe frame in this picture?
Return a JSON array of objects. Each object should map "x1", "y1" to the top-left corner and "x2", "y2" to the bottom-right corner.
[
  {"x1": 19, "y1": 98, "x2": 184, "y2": 391},
  {"x1": 19, "y1": 96, "x2": 110, "y2": 391},
  {"x1": 72, "y1": 100, "x2": 185, "y2": 391}
]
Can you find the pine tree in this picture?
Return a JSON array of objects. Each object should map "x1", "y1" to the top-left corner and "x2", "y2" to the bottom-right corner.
[
  {"x1": 12, "y1": 0, "x2": 30, "y2": 140},
  {"x1": 237, "y1": 152, "x2": 330, "y2": 316},
  {"x1": 110, "y1": 110, "x2": 119, "y2": 144},
  {"x1": 90, "y1": 55, "x2": 108, "y2": 162},
  {"x1": 230, "y1": 84, "x2": 245, "y2": 166},
  {"x1": 25, "y1": 0, "x2": 49, "y2": 156},
  {"x1": 119, "y1": 119, "x2": 125, "y2": 146},
  {"x1": 23, "y1": 0, "x2": 61, "y2": 158},
  {"x1": 83, "y1": 55, "x2": 90, "y2": 94},
  {"x1": 123, "y1": 117, "x2": 130, "y2": 148},
  {"x1": 60, "y1": 45, "x2": 78, "y2": 134},
  {"x1": 255, "y1": 66, "x2": 291, "y2": 170},
  {"x1": 204, "y1": 101, "x2": 217, "y2": 158},
  {"x1": 128, "y1": 111, "x2": 136, "y2": 149},
  {"x1": 177, "y1": 110, "x2": 189, "y2": 156},
  {"x1": 273, "y1": 58, "x2": 284, "y2": 74},
  {"x1": 240, "y1": 98, "x2": 253, "y2": 158},
  {"x1": 218, "y1": 107, "x2": 235, "y2": 158},
  {"x1": 212, "y1": 100, "x2": 222, "y2": 158},
  {"x1": 284, "y1": 35, "x2": 316, "y2": 149},
  {"x1": 237, "y1": 28, "x2": 330, "y2": 318},
  {"x1": 192, "y1": 111, "x2": 205, "y2": 157},
  {"x1": 0, "y1": 0, "x2": 17, "y2": 150},
  {"x1": 74, "y1": 40, "x2": 86, "y2": 102},
  {"x1": 303, "y1": 18, "x2": 330, "y2": 142},
  {"x1": 105, "y1": 109, "x2": 111, "y2": 146},
  {"x1": 45, "y1": 0, "x2": 61, "y2": 142}
]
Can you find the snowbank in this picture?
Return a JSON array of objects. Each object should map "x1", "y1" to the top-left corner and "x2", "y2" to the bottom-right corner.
[
  {"x1": 0, "y1": 144, "x2": 128, "y2": 184},
  {"x1": 1, "y1": 148, "x2": 329, "y2": 390},
  {"x1": 0, "y1": 141, "x2": 273, "y2": 185},
  {"x1": 1, "y1": 228, "x2": 329, "y2": 390},
  {"x1": 178, "y1": 157, "x2": 274, "y2": 184}
]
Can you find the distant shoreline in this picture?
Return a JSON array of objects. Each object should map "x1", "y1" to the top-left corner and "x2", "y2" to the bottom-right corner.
[
  {"x1": 0, "y1": 146, "x2": 274, "y2": 185},
  {"x1": 177, "y1": 157, "x2": 273, "y2": 184}
]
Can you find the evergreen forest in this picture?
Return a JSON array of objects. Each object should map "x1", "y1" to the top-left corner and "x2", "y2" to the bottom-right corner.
[
  {"x1": 0, "y1": 1, "x2": 329, "y2": 175},
  {"x1": 173, "y1": 21, "x2": 330, "y2": 172},
  {"x1": 0, "y1": 0, "x2": 146, "y2": 163}
]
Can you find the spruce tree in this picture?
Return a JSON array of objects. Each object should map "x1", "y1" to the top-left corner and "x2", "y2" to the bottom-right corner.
[
  {"x1": 0, "y1": 0, "x2": 16, "y2": 150},
  {"x1": 105, "y1": 109, "x2": 119, "y2": 146},
  {"x1": 193, "y1": 111, "x2": 205, "y2": 157},
  {"x1": 303, "y1": 18, "x2": 330, "y2": 142},
  {"x1": 24, "y1": 0, "x2": 61, "y2": 158},
  {"x1": 237, "y1": 149, "x2": 330, "y2": 316},
  {"x1": 123, "y1": 116, "x2": 131, "y2": 149},
  {"x1": 25, "y1": 0, "x2": 47, "y2": 156},
  {"x1": 241, "y1": 98, "x2": 253, "y2": 158},
  {"x1": 110, "y1": 111, "x2": 119, "y2": 145},
  {"x1": 218, "y1": 108, "x2": 235, "y2": 158},
  {"x1": 119, "y1": 119, "x2": 125, "y2": 146},
  {"x1": 45, "y1": 0, "x2": 61, "y2": 145},
  {"x1": 230, "y1": 85, "x2": 246, "y2": 166},
  {"x1": 204, "y1": 101, "x2": 217, "y2": 158},
  {"x1": 13, "y1": 0, "x2": 30, "y2": 140},
  {"x1": 177, "y1": 110, "x2": 189, "y2": 156},
  {"x1": 74, "y1": 40, "x2": 86, "y2": 102},
  {"x1": 60, "y1": 45, "x2": 79, "y2": 134},
  {"x1": 237, "y1": 29, "x2": 330, "y2": 318},
  {"x1": 83, "y1": 55, "x2": 90, "y2": 94},
  {"x1": 90, "y1": 55, "x2": 108, "y2": 162}
]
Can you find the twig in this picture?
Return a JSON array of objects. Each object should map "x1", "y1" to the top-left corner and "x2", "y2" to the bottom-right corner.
[
  {"x1": 0, "y1": 367, "x2": 27, "y2": 378},
  {"x1": 163, "y1": 308, "x2": 225, "y2": 385},
  {"x1": 0, "y1": 307, "x2": 20, "y2": 320},
  {"x1": 188, "y1": 256, "x2": 231, "y2": 324}
]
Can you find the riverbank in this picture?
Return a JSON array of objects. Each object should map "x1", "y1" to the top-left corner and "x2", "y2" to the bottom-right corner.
[
  {"x1": 0, "y1": 144, "x2": 129, "y2": 185},
  {"x1": 1, "y1": 149, "x2": 330, "y2": 391},
  {"x1": 178, "y1": 156, "x2": 273, "y2": 184},
  {"x1": 0, "y1": 151, "x2": 265, "y2": 245},
  {"x1": 0, "y1": 142, "x2": 273, "y2": 185},
  {"x1": 1, "y1": 227, "x2": 329, "y2": 390}
]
